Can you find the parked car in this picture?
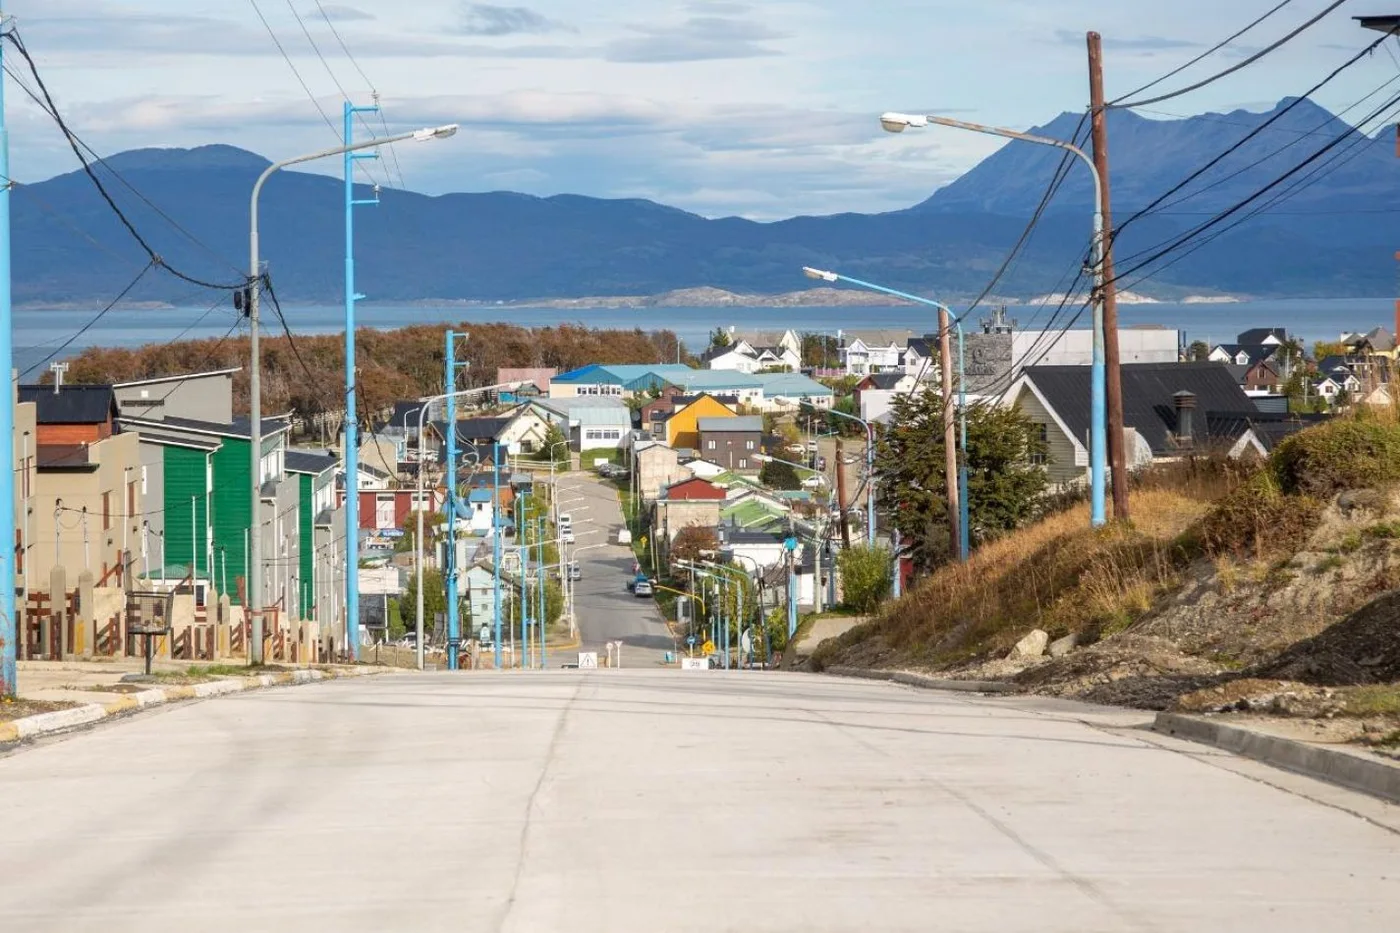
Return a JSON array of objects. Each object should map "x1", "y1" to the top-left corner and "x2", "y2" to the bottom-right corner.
[
  {"x1": 568, "y1": 560, "x2": 582, "y2": 580},
  {"x1": 633, "y1": 578, "x2": 655, "y2": 598}
]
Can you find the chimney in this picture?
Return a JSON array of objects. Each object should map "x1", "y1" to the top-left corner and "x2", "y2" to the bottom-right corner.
[{"x1": 1173, "y1": 391, "x2": 1197, "y2": 445}]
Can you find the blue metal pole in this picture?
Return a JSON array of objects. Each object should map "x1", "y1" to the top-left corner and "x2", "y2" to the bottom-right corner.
[
  {"x1": 957, "y1": 321, "x2": 970, "y2": 562},
  {"x1": 537, "y1": 513, "x2": 546, "y2": 670},
  {"x1": 1090, "y1": 311, "x2": 1107, "y2": 527},
  {"x1": 786, "y1": 556, "x2": 798, "y2": 640},
  {"x1": 492, "y1": 444, "x2": 502, "y2": 669},
  {"x1": 342, "y1": 100, "x2": 381, "y2": 662},
  {"x1": 445, "y1": 331, "x2": 460, "y2": 670},
  {"x1": 519, "y1": 537, "x2": 528, "y2": 670},
  {"x1": 0, "y1": 25, "x2": 15, "y2": 696}
]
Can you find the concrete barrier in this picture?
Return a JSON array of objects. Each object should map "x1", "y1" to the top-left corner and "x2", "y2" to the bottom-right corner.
[{"x1": 1154, "y1": 712, "x2": 1400, "y2": 805}]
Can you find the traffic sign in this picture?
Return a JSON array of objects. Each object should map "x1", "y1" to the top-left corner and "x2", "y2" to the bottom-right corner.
[
  {"x1": 578, "y1": 652, "x2": 598, "y2": 670},
  {"x1": 686, "y1": 634, "x2": 697, "y2": 646}
]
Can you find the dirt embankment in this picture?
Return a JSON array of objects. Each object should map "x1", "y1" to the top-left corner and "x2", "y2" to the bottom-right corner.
[{"x1": 813, "y1": 420, "x2": 1400, "y2": 746}]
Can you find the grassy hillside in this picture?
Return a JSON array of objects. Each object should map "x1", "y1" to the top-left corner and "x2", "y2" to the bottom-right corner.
[{"x1": 814, "y1": 415, "x2": 1400, "y2": 724}]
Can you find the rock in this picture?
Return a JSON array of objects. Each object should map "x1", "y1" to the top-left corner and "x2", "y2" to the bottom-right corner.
[
  {"x1": 1338, "y1": 488, "x2": 1385, "y2": 515},
  {"x1": 1047, "y1": 634, "x2": 1079, "y2": 658},
  {"x1": 1011, "y1": 629, "x2": 1050, "y2": 659}
]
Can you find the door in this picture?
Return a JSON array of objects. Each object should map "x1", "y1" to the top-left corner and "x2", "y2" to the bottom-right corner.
[{"x1": 376, "y1": 495, "x2": 396, "y2": 529}]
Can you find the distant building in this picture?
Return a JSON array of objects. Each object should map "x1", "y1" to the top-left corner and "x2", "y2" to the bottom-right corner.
[{"x1": 697, "y1": 415, "x2": 763, "y2": 473}]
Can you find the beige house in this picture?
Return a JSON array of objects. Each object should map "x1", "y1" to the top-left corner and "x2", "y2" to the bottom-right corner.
[{"x1": 634, "y1": 441, "x2": 683, "y2": 503}]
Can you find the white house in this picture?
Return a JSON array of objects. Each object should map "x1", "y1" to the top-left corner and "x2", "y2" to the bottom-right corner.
[
  {"x1": 532, "y1": 397, "x2": 632, "y2": 452},
  {"x1": 901, "y1": 335, "x2": 937, "y2": 380},
  {"x1": 703, "y1": 340, "x2": 801, "y2": 374},
  {"x1": 839, "y1": 329, "x2": 913, "y2": 376}
]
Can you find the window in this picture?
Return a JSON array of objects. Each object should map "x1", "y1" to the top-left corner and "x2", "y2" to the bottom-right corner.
[
  {"x1": 739, "y1": 459, "x2": 748, "y2": 470},
  {"x1": 1030, "y1": 424, "x2": 1049, "y2": 466},
  {"x1": 745, "y1": 440, "x2": 755, "y2": 451},
  {"x1": 140, "y1": 465, "x2": 147, "y2": 495},
  {"x1": 128, "y1": 480, "x2": 136, "y2": 517},
  {"x1": 707, "y1": 440, "x2": 716, "y2": 450},
  {"x1": 102, "y1": 491, "x2": 111, "y2": 530}
]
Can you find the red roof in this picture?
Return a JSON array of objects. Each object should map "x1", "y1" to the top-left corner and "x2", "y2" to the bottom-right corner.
[{"x1": 664, "y1": 477, "x2": 726, "y2": 501}]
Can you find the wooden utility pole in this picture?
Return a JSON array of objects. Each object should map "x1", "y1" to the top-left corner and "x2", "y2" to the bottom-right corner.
[
  {"x1": 834, "y1": 440, "x2": 852, "y2": 549},
  {"x1": 1088, "y1": 32, "x2": 1130, "y2": 521},
  {"x1": 938, "y1": 309, "x2": 961, "y2": 557}
]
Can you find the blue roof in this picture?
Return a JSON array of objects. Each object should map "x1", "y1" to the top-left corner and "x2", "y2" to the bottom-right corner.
[
  {"x1": 553, "y1": 363, "x2": 693, "y2": 386},
  {"x1": 648, "y1": 370, "x2": 762, "y2": 392},
  {"x1": 467, "y1": 488, "x2": 493, "y2": 503},
  {"x1": 753, "y1": 373, "x2": 834, "y2": 398}
]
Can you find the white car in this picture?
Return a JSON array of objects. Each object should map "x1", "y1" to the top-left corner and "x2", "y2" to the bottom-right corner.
[{"x1": 802, "y1": 475, "x2": 824, "y2": 488}]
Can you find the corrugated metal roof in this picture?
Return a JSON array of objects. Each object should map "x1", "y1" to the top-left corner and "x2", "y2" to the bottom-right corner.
[{"x1": 19, "y1": 384, "x2": 117, "y2": 425}]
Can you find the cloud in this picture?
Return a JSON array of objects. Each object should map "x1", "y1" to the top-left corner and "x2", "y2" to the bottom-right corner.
[
  {"x1": 605, "y1": 15, "x2": 789, "y2": 63},
  {"x1": 685, "y1": 0, "x2": 752, "y2": 13},
  {"x1": 453, "y1": 4, "x2": 573, "y2": 37},
  {"x1": 1053, "y1": 29, "x2": 1198, "y2": 51},
  {"x1": 311, "y1": 4, "x2": 375, "y2": 22}
]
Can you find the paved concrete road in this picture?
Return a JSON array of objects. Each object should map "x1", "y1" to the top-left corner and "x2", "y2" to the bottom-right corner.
[
  {"x1": 5, "y1": 671, "x2": 1399, "y2": 932},
  {"x1": 560, "y1": 473, "x2": 672, "y2": 666}
]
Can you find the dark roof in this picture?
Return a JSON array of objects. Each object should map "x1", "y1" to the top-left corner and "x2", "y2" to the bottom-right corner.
[
  {"x1": 1205, "y1": 412, "x2": 1326, "y2": 452},
  {"x1": 863, "y1": 372, "x2": 907, "y2": 390},
  {"x1": 19, "y1": 384, "x2": 118, "y2": 425},
  {"x1": 1317, "y1": 355, "x2": 1355, "y2": 375},
  {"x1": 142, "y1": 415, "x2": 291, "y2": 440},
  {"x1": 674, "y1": 393, "x2": 739, "y2": 408},
  {"x1": 1237, "y1": 328, "x2": 1287, "y2": 345},
  {"x1": 391, "y1": 400, "x2": 429, "y2": 428},
  {"x1": 285, "y1": 450, "x2": 338, "y2": 475},
  {"x1": 1223, "y1": 364, "x2": 1250, "y2": 384},
  {"x1": 1023, "y1": 362, "x2": 1260, "y2": 455},
  {"x1": 125, "y1": 427, "x2": 221, "y2": 452},
  {"x1": 1212, "y1": 343, "x2": 1280, "y2": 366},
  {"x1": 906, "y1": 335, "x2": 935, "y2": 357}
]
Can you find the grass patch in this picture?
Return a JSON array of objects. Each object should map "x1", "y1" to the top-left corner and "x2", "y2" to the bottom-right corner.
[
  {"x1": 1342, "y1": 685, "x2": 1400, "y2": 718},
  {"x1": 1364, "y1": 521, "x2": 1400, "y2": 540},
  {"x1": 1314, "y1": 555, "x2": 1345, "y2": 574},
  {"x1": 1271, "y1": 417, "x2": 1400, "y2": 498},
  {"x1": 815, "y1": 488, "x2": 1209, "y2": 669},
  {"x1": 0, "y1": 697, "x2": 79, "y2": 723}
]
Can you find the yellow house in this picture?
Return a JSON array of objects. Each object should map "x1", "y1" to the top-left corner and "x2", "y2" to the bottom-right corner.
[{"x1": 666, "y1": 394, "x2": 735, "y2": 450}]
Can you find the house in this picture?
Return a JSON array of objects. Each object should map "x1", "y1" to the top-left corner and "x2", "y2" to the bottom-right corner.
[
  {"x1": 856, "y1": 371, "x2": 917, "y2": 398},
  {"x1": 113, "y1": 367, "x2": 240, "y2": 423},
  {"x1": 666, "y1": 394, "x2": 735, "y2": 450},
  {"x1": 21, "y1": 383, "x2": 143, "y2": 586},
  {"x1": 697, "y1": 416, "x2": 763, "y2": 473},
  {"x1": 1006, "y1": 362, "x2": 1270, "y2": 488},
  {"x1": 635, "y1": 385, "x2": 688, "y2": 437},
  {"x1": 1207, "y1": 343, "x2": 1282, "y2": 368},
  {"x1": 729, "y1": 329, "x2": 802, "y2": 360},
  {"x1": 467, "y1": 487, "x2": 496, "y2": 536},
  {"x1": 902, "y1": 335, "x2": 937, "y2": 380},
  {"x1": 653, "y1": 477, "x2": 727, "y2": 550},
  {"x1": 1237, "y1": 328, "x2": 1288, "y2": 346},
  {"x1": 662, "y1": 370, "x2": 764, "y2": 407},
  {"x1": 464, "y1": 561, "x2": 524, "y2": 638},
  {"x1": 548, "y1": 364, "x2": 696, "y2": 399},
  {"x1": 497, "y1": 367, "x2": 556, "y2": 396},
  {"x1": 634, "y1": 442, "x2": 684, "y2": 503},
  {"x1": 285, "y1": 449, "x2": 341, "y2": 619},
  {"x1": 702, "y1": 337, "x2": 800, "y2": 374},
  {"x1": 679, "y1": 457, "x2": 727, "y2": 480},
  {"x1": 119, "y1": 414, "x2": 298, "y2": 609},
  {"x1": 1341, "y1": 327, "x2": 1398, "y2": 359},
  {"x1": 532, "y1": 397, "x2": 632, "y2": 451},
  {"x1": 1223, "y1": 360, "x2": 1283, "y2": 395},
  {"x1": 839, "y1": 329, "x2": 914, "y2": 376},
  {"x1": 752, "y1": 373, "x2": 834, "y2": 413}
]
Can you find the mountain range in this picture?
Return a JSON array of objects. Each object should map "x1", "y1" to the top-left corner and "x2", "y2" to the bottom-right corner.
[{"x1": 13, "y1": 97, "x2": 1399, "y2": 306}]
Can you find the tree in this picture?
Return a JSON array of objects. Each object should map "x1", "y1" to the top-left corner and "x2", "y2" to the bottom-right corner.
[
  {"x1": 760, "y1": 459, "x2": 801, "y2": 491},
  {"x1": 670, "y1": 524, "x2": 719, "y2": 570},
  {"x1": 838, "y1": 545, "x2": 893, "y2": 613},
  {"x1": 876, "y1": 388, "x2": 1048, "y2": 573},
  {"x1": 1314, "y1": 340, "x2": 1348, "y2": 361},
  {"x1": 534, "y1": 423, "x2": 570, "y2": 464},
  {"x1": 1187, "y1": 340, "x2": 1211, "y2": 362},
  {"x1": 801, "y1": 333, "x2": 840, "y2": 369},
  {"x1": 401, "y1": 568, "x2": 448, "y2": 636},
  {"x1": 708, "y1": 327, "x2": 732, "y2": 349}
]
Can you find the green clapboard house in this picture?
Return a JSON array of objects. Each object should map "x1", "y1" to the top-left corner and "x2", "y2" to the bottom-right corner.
[
  {"x1": 122, "y1": 415, "x2": 295, "y2": 607},
  {"x1": 285, "y1": 449, "x2": 339, "y2": 619}
]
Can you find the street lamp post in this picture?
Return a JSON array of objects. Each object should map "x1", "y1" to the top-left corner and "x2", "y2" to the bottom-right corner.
[
  {"x1": 807, "y1": 403, "x2": 875, "y2": 545},
  {"x1": 878, "y1": 111, "x2": 1107, "y2": 527},
  {"x1": 247, "y1": 123, "x2": 458, "y2": 664},
  {"x1": 802, "y1": 267, "x2": 970, "y2": 562}
]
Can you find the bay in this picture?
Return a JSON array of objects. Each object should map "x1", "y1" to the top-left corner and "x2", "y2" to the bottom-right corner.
[{"x1": 13, "y1": 297, "x2": 1392, "y2": 377}]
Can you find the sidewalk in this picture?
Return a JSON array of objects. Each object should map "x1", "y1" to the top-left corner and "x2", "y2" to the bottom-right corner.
[{"x1": 2, "y1": 658, "x2": 387, "y2": 745}]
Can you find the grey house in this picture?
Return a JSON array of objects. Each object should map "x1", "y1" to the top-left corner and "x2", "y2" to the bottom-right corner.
[{"x1": 697, "y1": 415, "x2": 763, "y2": 473}]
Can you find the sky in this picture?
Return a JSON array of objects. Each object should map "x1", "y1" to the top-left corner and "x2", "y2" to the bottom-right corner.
[{"x1": 5, "y1": 0, "x2": 1400, "y2": 219}]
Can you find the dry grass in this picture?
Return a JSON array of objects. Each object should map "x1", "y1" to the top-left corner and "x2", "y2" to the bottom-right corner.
[
  {"x1": 816, "y1": 488, "x2": 1210, "y2": 669},
  {"x1": 1342, "y1": 685, "x2": 1400, "y2": 718}
]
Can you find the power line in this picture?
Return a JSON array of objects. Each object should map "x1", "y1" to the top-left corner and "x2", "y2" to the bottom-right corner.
[
  {"x1": 283, "y1": 0, "x2": 387, "y2": 188},
  {"x1": 1110, "y1": 0, "x2": 1356, "y2": 109},
  {"x1": 3, "y1": 31, "x2": 249, "y2": 292},
  {"x1": 0, "y1": 54, "x2": 244, "y2": 277},
  {"x1": 21, "y1": 260, "x2": 157, "y2": 378},
  {"x1": 247, "y1": 0, "x2": 342, "y2": 140},
  {"x1": 1110, "y1": 0, "x2": 1297, "y2": 104},
  {"x1": 1113, "y1": 31, "x2": 1391, "y2": 240}
]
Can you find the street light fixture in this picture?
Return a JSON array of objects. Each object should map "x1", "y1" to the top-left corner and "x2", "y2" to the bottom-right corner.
[
  {"x1": 247, "y1": 123, "x2": 459, "y2": 664},
  {"x1": 799, "y1": 266, "x2": 969, "y2": 564},
  {"x1": 876, "y1": 110, "x2": 1108, "y2": 528}
]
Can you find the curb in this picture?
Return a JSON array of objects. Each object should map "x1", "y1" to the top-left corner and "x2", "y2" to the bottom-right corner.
[
  {"x1": 0, "y1": 667, "x2": 382, "y2": 745},
  {"x1": 826, "y1": 666, "x2": 1020, "y2": 694},
  {"x1": 1153, "y1": 712, "x2": 1400, "y2": 805}
]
